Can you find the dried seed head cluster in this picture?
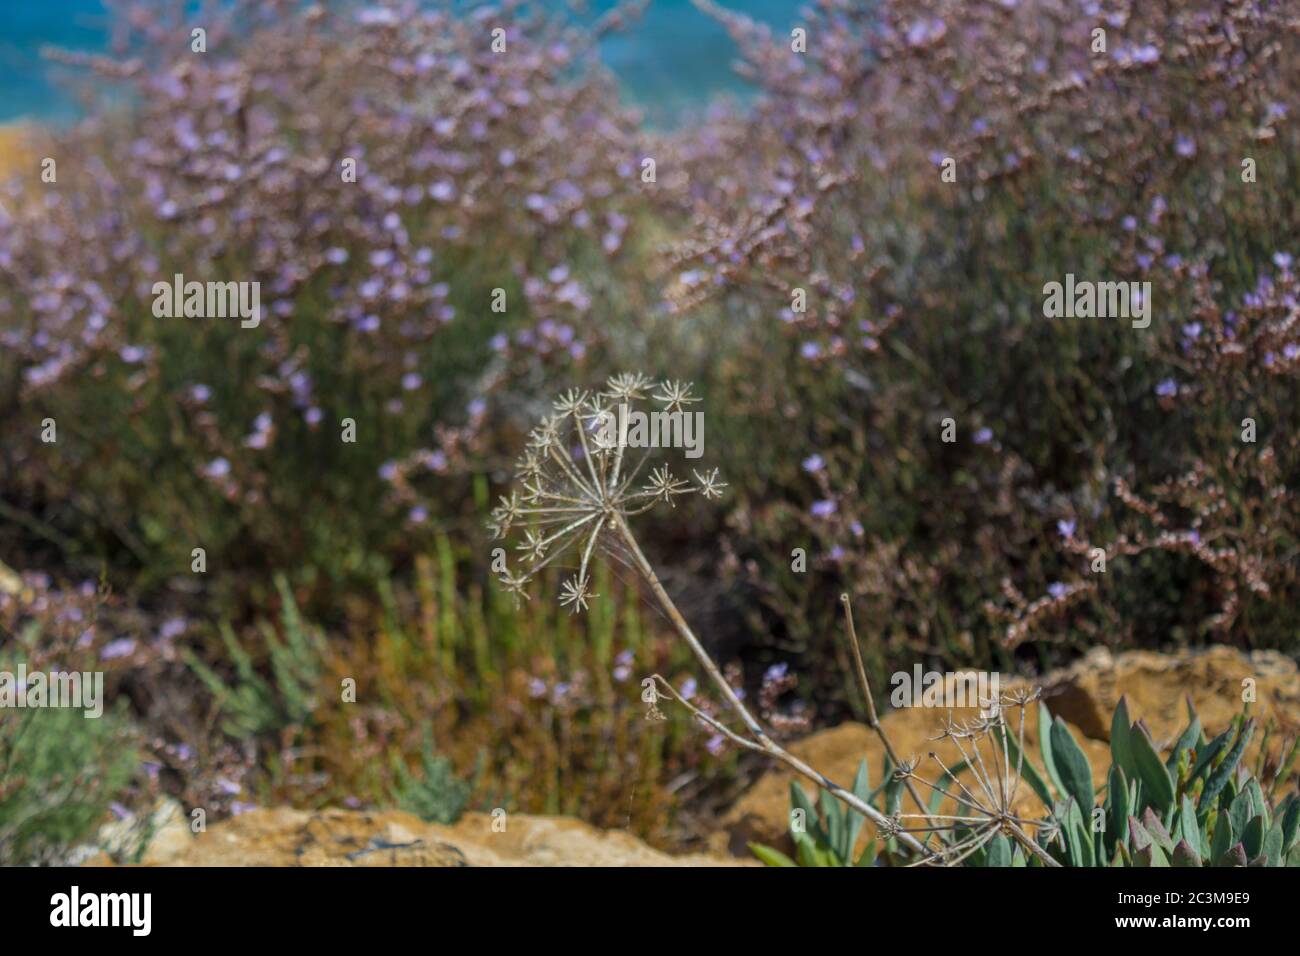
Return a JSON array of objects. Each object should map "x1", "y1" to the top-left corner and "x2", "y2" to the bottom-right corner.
[{"x1": 489, "y1": 374, "x2": 725, "y2": 611}]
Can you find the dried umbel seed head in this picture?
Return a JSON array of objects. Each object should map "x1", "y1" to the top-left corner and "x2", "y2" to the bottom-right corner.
[{"x1": 488, "y1": 374, "x2": 725, "y2": 611}]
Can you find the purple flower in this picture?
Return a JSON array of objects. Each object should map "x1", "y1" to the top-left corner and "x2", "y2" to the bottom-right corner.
[
  {"x1": 1057, "y1": 519, "x2": 1077, "y2": 539},
  {"x1": 680, "y1": 677, "x2": 697, "y2": 701},
  {"x1": 705, "y1": 734, "x2": 726, "y2": 756},
  {"x1": 528, "y1": 678, "x2": 547, "y2": 699},
  {"x1": 1155, "y1": 378, "x2": 1177, "y2": 397},
  {"x1": 764, "y1": 662, "x2": 789, "y2": 683},
  {"x1": 158, "y1": 617, "x2": 188, "y2": 641},
  {"x1": 973, "y1": 427, "x2": 993, "y2": 445},
  {"x1": 1047, "y1": 582, "x2": 1069, "y2": 600},
  {"x1": 1174, "y1": 134, "x2": 1196, "y2": 158},
  {"x1": 801, "y1": 453, "x2": 825, "y2": 473},
  {"x1": 100, "y1": 638, "x2": 136, "y2": 660},
  {"x1": 1274, "y1": 252, "x2": 1294, "y2": 271},
  {"x1": 811, "y1": 499, "x2": 837, "y2": 518},
  {"x1": 203, "y1": 458, "x2": 231, "y2": 479}
]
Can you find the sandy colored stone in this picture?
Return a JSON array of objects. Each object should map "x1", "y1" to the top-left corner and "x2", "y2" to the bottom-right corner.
[
  {"x1": 0, "y1": 123, "x2": 35, "y2": 180},
  {"x1": 1039, "y1": 646, "x2": 1299, "y2": 745},
  {"x1": 93, "y1": 807, "x2": 751, "y2": 867},
  {"x1": 720, "y1": 647, "x2": 1299, "y2": 857}
]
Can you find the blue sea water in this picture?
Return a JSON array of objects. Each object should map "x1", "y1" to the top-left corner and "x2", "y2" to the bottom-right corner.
[{"x1": 0, "y1": 1, "x2": 802, "y2": 124}]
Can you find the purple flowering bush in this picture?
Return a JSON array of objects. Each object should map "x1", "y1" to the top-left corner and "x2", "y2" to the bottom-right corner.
[
  {"x1": 659, "y1": 0, "x2": 1300, "y2": 704},
  {"x1": 0, "y1": 0, "x2": 651, "y2": 602}
]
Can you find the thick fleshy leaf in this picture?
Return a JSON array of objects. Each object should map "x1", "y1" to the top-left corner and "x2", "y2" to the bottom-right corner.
[
  {"x1": 1107, "y1": 764, "x2": 1130, "y2": 849},
  {"x1": 1178, "y1": 794, "x2": 1204, "y2": 860},
  {"x1": 1171, "y1": 839, "x2": 1201, "y2": 867},
  {"x1": 749, "y1": 842, "x2": 797, "y2": 867},
  {"x1": 1210, "y1": 810, "x2": 1234, "y2": 864},
  {"x1": 1281, "y1": 794, "x2": 1300, "y2": 852},
  {"x1": 1217, "y1": 842, "x2": 1248, "y2": 868},
  {"x1": 1189, "y1": 727, "x2": 1232, "y2": 785},
  {"x1": 985, "y1": 834, "x2": 1012, "y2": 868},
  {"x1": 1242, "y1": 814, "x2": 1265, "y2": 860},
  {"x1": 1051, "y1": 717, "x2": 1095, "y2": 816},
  {"x1": 1260, "y1": 822, "x2": 1284, "y2": 867},
  {"x1": 1038, "y1": 701, "x2": 1064, "y2": 800},
  {"x1": 1201, "y1": 720, "x2": 1254, "y2": 812},
  {"x1": 790, "y1": 782, "x2": 823, "y2": 844},
  {"x1": 843, "y1": 759, "x2": 870, "y2": 861},
  {"x1": 1141, "y1": 807, "x2": 1175, "y2": 855},
  {"x1": 1166, "y1": 716, "x2": 1202, "y2": 775},
  {"x1": 1130, "y1": 721, "x2": 1175, "y2": 811},
  {"x1": 1228, "y1": 790, "x2": 1253, "y2": 844},
  {"x1": 1109, "y1": 697, "x2": 1136, "y2": 782}
]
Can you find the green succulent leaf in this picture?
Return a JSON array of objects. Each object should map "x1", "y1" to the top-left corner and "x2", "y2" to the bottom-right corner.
[
  {"x1": 1171, "y1": 839, "x2": 1202, "y2": 867},
  {"x1": 1166, "y1": 715, "x2": 1202, "y2": 776},
  {"x1": 1200, "y1": 720, "x2": 1254, "y2": 813},
  {"x1": 1109, "y1": 697, "x2": 1137, "y2": 782},
  {"x1": 1260, "y1": 823, "x2": 1284, "y2": 868},
  {"x1": 1241, "y1": 815, "x2": 1265, "y2": 860},
  {"x1": 1038, "y1": 702, "x2": 1065, "y2": 800},
  {"x1": 1106, "y1": 764, "x2": 1130, "y2": 850},
  {"x1": 1178, "y1": 794, "x2": 1205, "y2": 860},
  {"x1": 1189, "y1": 727, "x2": 1232, "y2": 786},
  {"x1": 985, "y1": 834, "x2": 1012, "y2": 868},
  {"x1": 1141, "y1": 807, "x2": 1175, "y2": 855},
  {"x1": 1210, "y1": 810, "x2": 1234, "y2": 864},
  {"x1": 749, "y1": 842, "x2": 797, "y2": 867},
  {"x1": 1050, "y1": 717, "x2": 1095, "y2": 816},
  {"x1": 1130, "y1": 722, "x2": 1175, "y2": 811},
  {"x1": 1280, "y1": 794, "x2": 1300, "y2": 853},
  {"x1": 1217, "y1": 842, "x2": 1249, "y2": 868}
]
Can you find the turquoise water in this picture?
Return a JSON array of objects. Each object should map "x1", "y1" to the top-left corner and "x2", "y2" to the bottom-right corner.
[{"x1": 0, "y1": 1, "x2": 802, "y2": 124}]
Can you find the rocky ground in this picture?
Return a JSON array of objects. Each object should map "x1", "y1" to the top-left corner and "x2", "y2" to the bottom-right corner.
[{"x1": 86, "y1": 645, "x2": 1296, "y2": 866}]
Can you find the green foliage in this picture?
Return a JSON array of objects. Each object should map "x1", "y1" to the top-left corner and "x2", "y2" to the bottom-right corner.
[
  {"x1": 388, "y1": 730, "x2": 472, "y2": 825},
  {"x1": 0, "y1": 696, "x2": 139, "y2": 865},
  {"x1": 751, "y1": 757, "x2": 905, "y2": 867},
  {"x1": 1029, "y1": 701, "x2": 1295, "y2": 867},
  {"x1": 183, "y1": 574, "x2": 324, "y2": 739}
]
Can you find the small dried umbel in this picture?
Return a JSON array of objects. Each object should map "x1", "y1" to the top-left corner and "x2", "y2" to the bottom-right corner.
[{"x1": 489, "y1": 372, "x2": 723, "y2": 614}]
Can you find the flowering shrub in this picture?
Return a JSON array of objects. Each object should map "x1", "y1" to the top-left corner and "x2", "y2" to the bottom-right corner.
[
  {"x1": 0, "y1": 0, "x2": 652, "y2": 600},
  {"x1": 658, "y1": 0, "x2": 1300, "y2": 702}
]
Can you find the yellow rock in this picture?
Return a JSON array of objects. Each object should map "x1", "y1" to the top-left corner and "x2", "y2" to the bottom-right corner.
[
  {"x1": 0, "y1": 123, "x2": 36, "y2": 180},
  {"x1": 93, "y1": 807, "x2": 753, "y2": 867}
]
